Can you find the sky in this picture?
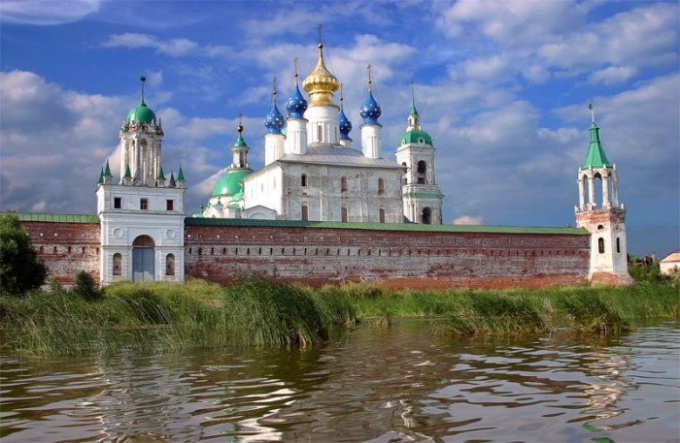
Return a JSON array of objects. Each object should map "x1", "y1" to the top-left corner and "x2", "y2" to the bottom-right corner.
[{"x1": 0, "y1": 0, "x2": 678, "y2": 258}]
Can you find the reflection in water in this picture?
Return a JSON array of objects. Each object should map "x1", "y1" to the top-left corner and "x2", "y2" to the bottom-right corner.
[{"x1": 1, "y1": 321, "x2": 678, "y2": 442}]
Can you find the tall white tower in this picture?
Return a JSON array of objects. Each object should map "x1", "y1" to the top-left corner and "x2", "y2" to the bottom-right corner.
[
  {"x1": 395, "y1": 83, "x2": 443, "y2": 224},
  {"x1": 575, "y1": 105, "x2": 633, "y2": 285},
  {"x1": 96, "y1": 77, "x2": 186, "y2": 285}
]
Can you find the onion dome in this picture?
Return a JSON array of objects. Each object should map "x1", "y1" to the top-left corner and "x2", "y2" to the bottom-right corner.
[
  {"x1": 125, "y1": 76, "x2": 156, "y2": 125},
  {"x1": 339, "y1": 89, "x2": 352, "y2": 140},
  {"x1": 302, "y1": 29, "x2": 340, "y2": 106},
  {"x1": 360, "y1": 90, "x2": 381, "y2": 125},
  {"x1": 264, "y1": 80, "x2": 285, "y2": 134},
  {"x1": 360, "y1": 65, "x2": 381, "y2": 124},
  {"x1": 286, "y1": 84, "x2": 308, "y2": 118}
]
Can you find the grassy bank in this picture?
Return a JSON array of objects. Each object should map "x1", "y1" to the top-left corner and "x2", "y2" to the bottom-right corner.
[
  {"x1": 315, "y1": 281, "x2": 679, "y2": 335},
  {"x1": 1, "y1": 278, "x2": 677, "y2": 355}
]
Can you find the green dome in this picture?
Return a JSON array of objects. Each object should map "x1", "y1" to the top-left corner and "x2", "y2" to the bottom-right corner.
[
  {"x1": 400, "y1": 129, "x2": 432, "y2": 147},
  {"x1": 126, "y1": 100, "x2": 156, "y2": 125},
  {"x1": 212, "y1": 170, "x2": 250, "y2": 197}
]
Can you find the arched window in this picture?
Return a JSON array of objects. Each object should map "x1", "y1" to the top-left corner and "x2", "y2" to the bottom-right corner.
[
  {"x1": 301, "y1": 173, "x2": 308, "y2": 187},
  {"x1": 379, "y1": 208, "x2": 385, "y2": 223},
  {"x1": 166, "y1": 253, "x2": 175, "y2": 276},
  {"x1": 341, "y1": 206, "x2": 348, "y2": 222},
  {"x1": 401, "y1": 162, "x2": 408, "y2": 185},
  {"x1": 301, "y1": 205, "x2": 309, "y2": 221},
  {"x1": 422, "y1": 207, "x2": 432, "y2": 224},
  {"x1": 341, "y1": 176, "x2": 348, "y2": 192},
  {"x1": 417, "y1": 161, "x2": 427, "y2": 184},
  {"x1": 113, "y1": 253, "x2": 122, "y2": 276},
  {"x1": 378, "y1": 178, "x2": 385, "y2": 195},
  {"x1": 598, "y1": 237, "x2": 605, "y2": 254}
]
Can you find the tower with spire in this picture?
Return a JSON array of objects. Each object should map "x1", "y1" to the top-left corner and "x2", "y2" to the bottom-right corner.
[
  {"x1": 395, "y1": 82, "x2": 443, "y2": 224},
  {"x1": 203, "y1": 117, "x2": 255, "y2": 218},
  {"x1": 575, "y1": 105, "x2": 632, "y2": 285},
  {"x1": 96, "y1": 77, "x2": 186, "y2": 284}
]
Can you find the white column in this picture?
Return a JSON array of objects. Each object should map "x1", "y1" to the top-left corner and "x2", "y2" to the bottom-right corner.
[
  {"x1": 285, "y1": 118, "x2": 308, "y2": 155},
  {"x1": 360, "y1": 123, "x2": 382, "y2": 159},
  {"x1": 265, "y1": 133, "x2": 285, "y2": 165},
  {"x1": 602, "y1": 174, "x2": 611, "y2": 208}
]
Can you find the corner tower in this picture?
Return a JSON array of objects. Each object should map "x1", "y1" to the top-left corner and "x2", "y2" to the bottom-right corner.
[
  {"x1": 96, "y1": 77, "x2": 185, "y2": 285},
  {"x1": 395, "y1": 83, "x2": 443, "y2": 224},
  {"x1": 575, "y1": 105, "x2": 632, "y2": 285}
]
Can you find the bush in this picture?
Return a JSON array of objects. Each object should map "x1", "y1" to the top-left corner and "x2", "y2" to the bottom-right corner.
[
  {"x1": 71, "y1": 271, "x2": 103, "y2": 301},
  {"x1": 0, "y1": 213, "x2": 47, "y2": 296}
]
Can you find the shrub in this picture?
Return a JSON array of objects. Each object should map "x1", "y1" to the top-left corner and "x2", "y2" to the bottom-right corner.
[{"x1": 0, "y1": 213, "x2": 47, "y2": 296}]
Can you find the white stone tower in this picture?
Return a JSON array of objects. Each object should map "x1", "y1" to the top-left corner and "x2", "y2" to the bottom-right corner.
[
  {"x1": 96, "y1": 77, "x2": 186, "y2": 285},
  {"x1": 395, "y1": 83, "x2": 443, "y2": 224},
  {"x1": 575, "y1": 105, "x2": 633, "y2": 285}
]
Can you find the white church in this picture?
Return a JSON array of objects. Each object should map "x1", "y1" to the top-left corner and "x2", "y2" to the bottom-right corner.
[{"x1": 199, "y1": 36, "x2": 444, "y2": 225}]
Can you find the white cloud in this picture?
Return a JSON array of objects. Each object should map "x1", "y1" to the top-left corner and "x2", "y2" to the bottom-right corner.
[
  {"x1": 453, "y1": 215, "x2": 484, "y2": 225},
  {"x1": 102, "y1": 33, "x2": 199, "y2": 57},
  {"x1": 588, "y1": 66, "x2": 637, "y2": 85},
  {"x1": 0, "y1": 0, "x2": 101, "y2": 25}
]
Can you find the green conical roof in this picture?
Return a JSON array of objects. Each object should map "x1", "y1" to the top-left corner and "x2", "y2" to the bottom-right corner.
[
  {"x1": 581, "y1": 122, "x2": 612, "y2": 170},
  {"x1": 104, "y1": 160, "x2": 112, "y2": 177},
  {"x1": 234, "y1": 132, "x2": 247, "y2": 147},
  {"x1": 98, "y1": 167, "x2": 104, "y2": 184},
  {"x1": 177, "y1": 165, "x2": 185, "y2": 181},
  {"x1": 124, "y1": 164, "x2": 132, "y2": 179},
  {"x1": 158, "y1": 166, "x2": 165, "y2": 180}
]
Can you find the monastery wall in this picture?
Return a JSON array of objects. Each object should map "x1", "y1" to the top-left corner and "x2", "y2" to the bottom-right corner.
[
  {"x1": 22, "y1": 220, "x2": 101, "y2": 285},
  {"x1": 184, "y1": 224, "x2": 591, "y2": 289}
]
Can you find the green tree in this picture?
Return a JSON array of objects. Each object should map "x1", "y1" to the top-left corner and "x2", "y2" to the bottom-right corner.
[{"x1": 0, "y1": 213, "x2": 47, "y2": 295}]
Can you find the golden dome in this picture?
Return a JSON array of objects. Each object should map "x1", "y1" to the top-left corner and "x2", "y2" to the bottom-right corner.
[{"x1": 302, "y1": 43, "x2": 340, "y2": 106}]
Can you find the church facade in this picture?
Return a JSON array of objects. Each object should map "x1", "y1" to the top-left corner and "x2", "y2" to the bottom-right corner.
[{"x1": 15, "y1": 36, "x2": 633, "y2": 288}]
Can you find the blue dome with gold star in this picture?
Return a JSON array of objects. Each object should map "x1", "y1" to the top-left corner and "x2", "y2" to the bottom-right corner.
[
  {"x1": 360, "y1": 91, "x2": 381, "y2": 125},
  {"x1": 264, "y1": 101, "x2": 284, "y2": 134},
  {"x1": 339, "y1": 107, "x2": 352, "y2": 140},
  {"x1": 286, "y1": 84, "x2": 308, "y2": 118}
]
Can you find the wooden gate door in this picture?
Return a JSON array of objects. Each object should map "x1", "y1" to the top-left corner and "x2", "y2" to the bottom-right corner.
[{"x1": 133, "y1": 247, "x2": 155, "y2": 281}]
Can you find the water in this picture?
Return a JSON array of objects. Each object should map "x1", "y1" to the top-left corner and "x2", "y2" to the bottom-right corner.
[{"x1": 1, "y1": 321, "x2": 678, "y2": 442}]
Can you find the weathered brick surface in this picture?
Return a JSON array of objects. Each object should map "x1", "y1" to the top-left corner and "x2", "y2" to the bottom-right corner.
[
  {"x1": 22, "y1": 221, "x2": 101, "y2": 285},
  {"x1": 184, "y1": 225, "x2": 590, "y2": 289},
  {"x1": 21, "y1": 221, "x2": 591, "y2": 289}
]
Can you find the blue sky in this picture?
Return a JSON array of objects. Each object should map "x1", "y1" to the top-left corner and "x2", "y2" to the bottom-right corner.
[{"x1": 1, "y1": 0, "x2": 678, "y2": 258}]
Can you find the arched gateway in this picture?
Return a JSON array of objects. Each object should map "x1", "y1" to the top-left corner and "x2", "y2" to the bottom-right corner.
[{"x1": 132, "y1": 235, "x2": 155, "y2": 281}]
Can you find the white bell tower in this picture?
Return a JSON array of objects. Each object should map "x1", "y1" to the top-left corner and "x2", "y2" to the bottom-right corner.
[
  {"x1": 96, "y1": 77, "x2": 186, "y2": 285},
  {"x1": 575, "y1": 104, "x2": 633, "y2": 285},
  {"x1": 395, "y1": 82, "x2": 443, "y2": 224}
]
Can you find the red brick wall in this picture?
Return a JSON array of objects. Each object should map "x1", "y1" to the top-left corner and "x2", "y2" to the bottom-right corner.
[
  {"x1": 21, "y1": 221, "x2": 591, "y2": 289},
  {"x1": 22, "y1": 221, "x2": 101, "y2": 285},
  {"x1": 184, "y1": 225, "x2": 590, "y2": 289}
]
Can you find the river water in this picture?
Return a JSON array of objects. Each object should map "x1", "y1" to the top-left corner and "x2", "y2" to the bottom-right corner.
[{"x1": 1, "y1": 321, "x2": 678, "y2": 443}]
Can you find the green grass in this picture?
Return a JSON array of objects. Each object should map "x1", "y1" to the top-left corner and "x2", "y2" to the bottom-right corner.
[{"x1": 1, "y1": 278, "x2": 677, "y2": 355}]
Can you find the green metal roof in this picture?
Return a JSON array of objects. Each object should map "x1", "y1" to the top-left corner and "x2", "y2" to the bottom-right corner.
[
  {"x1": 400, "y1": 129, "x2": 433, "y2": 147},
  {"x1": 125, "y1": 100, "x2": 156, "y2": 125},
  {"x1": 185, "y1": 217, "x2": 588, "y2": 235},
  {"x1": 581, "y1": 122, "x2": 612, "y2": 170},
  {"x1": 212, "y1": 169, "x2": 251, "y2": 197},
  {"x1": 11, "y1": 212, "x2": 100, "y2": 223}
]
